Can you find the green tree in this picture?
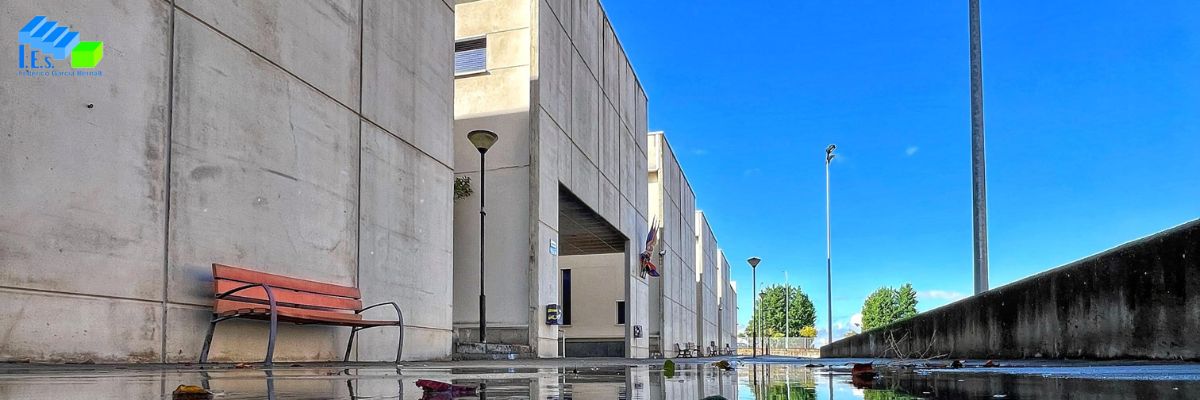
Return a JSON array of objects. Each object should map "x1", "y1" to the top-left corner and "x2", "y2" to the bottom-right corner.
[
  {"x1": 896, "y1": 283, "x2": 918, "y2": 320},
  {"x1": 746, "y1": 284, "x2": 816, "y2": 337},
  {"x1": 861, "y1": 284, "x2": 919, "y2": 331}
]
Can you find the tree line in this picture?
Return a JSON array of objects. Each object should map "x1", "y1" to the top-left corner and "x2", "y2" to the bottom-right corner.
[{"x1": 743, "y1": 282, "x2": 920, "y2": 337}]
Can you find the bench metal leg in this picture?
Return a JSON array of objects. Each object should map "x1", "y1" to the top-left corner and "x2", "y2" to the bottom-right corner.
[
  {"x1": 200, "y1": 319, "x2": 219, "y2": 364},
  {"x1": 395, "y1": 324, "x2": 404, "y2": 363},
  {"x1": 344, "y1": 327, "x2": 360, "y2": 362},
  {"x1": 265, "y1": 310, "x2": 278, "y2": 366}
]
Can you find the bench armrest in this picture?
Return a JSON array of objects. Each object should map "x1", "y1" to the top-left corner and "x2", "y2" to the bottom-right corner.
[
  {"x1": 215, "y1": 283, "x2": 278, "y2": 315},
  {"x1": 357, "y1": 302, "x2": 404, "y2": 327}
]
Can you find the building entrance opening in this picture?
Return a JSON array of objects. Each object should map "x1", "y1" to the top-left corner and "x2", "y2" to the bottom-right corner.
[{"x1": 557, "y1": 186, "x2": 630, "y2": 357}]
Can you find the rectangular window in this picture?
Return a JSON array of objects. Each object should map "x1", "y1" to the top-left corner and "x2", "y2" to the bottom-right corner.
[
  {"x1": 561, "y1": 269, "x2": 572, "y2": 325},
  {"x1": 454, "y1": 37, "x2": 487, "y2": 76},
  {"x1": 616, "y1": 300, "x2": 626, "y2": 325}
]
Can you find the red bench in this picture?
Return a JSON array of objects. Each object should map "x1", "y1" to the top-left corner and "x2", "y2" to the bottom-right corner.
[{"x1": 199, "y1": 263, "x2": 404, "y2": 365}]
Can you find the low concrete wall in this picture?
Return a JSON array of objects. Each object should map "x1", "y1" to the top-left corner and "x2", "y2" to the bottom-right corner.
[{"x1": 821, "y1": 220, "x2": 1200, "y2": 360}]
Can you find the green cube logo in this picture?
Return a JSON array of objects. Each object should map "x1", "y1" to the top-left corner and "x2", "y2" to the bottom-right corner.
[{"x1": 70, "y1": 41, "x2": 103, "y2": 69}]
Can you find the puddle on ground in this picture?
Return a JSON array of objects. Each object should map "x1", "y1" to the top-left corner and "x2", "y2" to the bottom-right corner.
[{"x1": 1, "y1": 359, "x2": 1199, "y2": 399}]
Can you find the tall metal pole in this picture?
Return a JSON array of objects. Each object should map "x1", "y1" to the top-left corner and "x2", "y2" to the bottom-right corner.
[
  {"x1": 785, "y1": 271, "x2": 790, "y2": 351},
  {"x1": 825, "y1": 146, "x2": 835, "y2": 346},
  {"x1": 752, "y1": 266, "x2": 757, "y2": 358},
  {"x1": 969, "y1": 0, "x2": 990, "y2": 295},
  {"x1": 479, "y1": 151, "x2": 487, "y2": 342}
]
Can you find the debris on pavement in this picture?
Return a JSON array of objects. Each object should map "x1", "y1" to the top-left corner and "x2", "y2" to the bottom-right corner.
[
  {"x1": 171, "y1": 385, "x2": 213, "y2": 400},
  {"x1": 416, "y1": 379, "x2": 477, "y2": 397}
]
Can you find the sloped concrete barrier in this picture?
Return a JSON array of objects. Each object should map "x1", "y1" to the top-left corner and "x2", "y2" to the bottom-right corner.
[{"x1": 821, "y1": 219, "x2": 1199, "y2": 360}]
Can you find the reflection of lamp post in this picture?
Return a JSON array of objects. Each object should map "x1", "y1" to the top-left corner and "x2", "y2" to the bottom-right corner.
[
  {"x1": 825, "y1": 144, "x2": 836, "y2": 346},
  {"x1": 468, "y1": 130, "x2": 498, "y2": 342},
  {"x1": 747, "y1": 256, "x2": 761, "y2": 358}
]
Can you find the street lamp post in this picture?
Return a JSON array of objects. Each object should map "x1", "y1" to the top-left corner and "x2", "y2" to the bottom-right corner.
[
  {"x1": 747, "y1": 256, "x2": 761, "y2": 358},
  {"x1": 468, "y1": 130, "x2": 499, "y2": 343},
  {"x1": 785, "y1": 271, "x2": 790, "y2": 352},
  {"x1": 825, "y1": 144, "x2": 836, "y2": 346},
  {"x1": 969, "y1": 0, "x2": 990, "y2": 295}
]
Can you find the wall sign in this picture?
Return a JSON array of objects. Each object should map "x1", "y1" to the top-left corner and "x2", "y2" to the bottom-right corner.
[{"x1": 549, "y1": 240, "x2": 558, "y2": 255}]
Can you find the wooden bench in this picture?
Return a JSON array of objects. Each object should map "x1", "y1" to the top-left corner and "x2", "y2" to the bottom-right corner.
[{"x1": 199, "y1": 263, "x2": 404, "y2": 365}]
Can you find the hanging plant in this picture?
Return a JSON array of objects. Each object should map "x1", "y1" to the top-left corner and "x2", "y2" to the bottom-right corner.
[{"x1": 454, "y1": 176, "x2": 473, "y2": 200}]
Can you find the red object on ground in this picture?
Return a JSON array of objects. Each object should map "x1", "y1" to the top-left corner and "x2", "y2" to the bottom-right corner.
[
  {"x1": 851, "y1": 363, "x2": 878, "y2": 378},
  {"x1": 416, "y1": 380, "x2": 477, "y2": 397}
]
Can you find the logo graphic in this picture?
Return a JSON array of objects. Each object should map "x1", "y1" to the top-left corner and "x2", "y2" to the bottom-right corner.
[{"x1": 17, "y1": 16, "x2": 104, "y2": 74}]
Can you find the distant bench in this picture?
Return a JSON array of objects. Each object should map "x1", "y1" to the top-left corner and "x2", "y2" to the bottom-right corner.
[{"x1": 199, "y1": 263, "x2": 404, "y2": 365}]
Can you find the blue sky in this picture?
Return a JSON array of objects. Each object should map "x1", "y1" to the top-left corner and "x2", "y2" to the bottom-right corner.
[{"x1": 603, "y1": 0, "x2": 1200, "y2": 342}]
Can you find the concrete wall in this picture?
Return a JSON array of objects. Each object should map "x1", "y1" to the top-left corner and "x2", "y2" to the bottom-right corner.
[
  {"x1": 822, "y1": 220, "x2": 1200, "y2": 360},
  {"x1": 695, "y1": 212, "x2": 719, "y2": 349},
  {"x1": 647, "y1": 133, "x2": 699, "y2": 357},
  {"x1": 532, "y1": 0, "x2": 650, "y2": 358},
  {"x1": 717, "y1": 250, "x2": 737, "y2": 351},
  {"x1": 1, "y1": 0, "x2": 455, "y2": 363}
]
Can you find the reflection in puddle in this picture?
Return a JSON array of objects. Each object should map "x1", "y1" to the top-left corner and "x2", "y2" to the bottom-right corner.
[{"x1": 1, "y1": 360, "x2": 1199, "y2": 399}]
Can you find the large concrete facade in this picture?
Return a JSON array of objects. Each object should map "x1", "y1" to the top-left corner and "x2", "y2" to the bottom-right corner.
[
  {"x1": 647, "y1": 133, "x2": 699, "y2": 357},
  {"x1": 695, "y1": 212, "x2": 720, "y2": 350},
  {"x1": 717, "y1": 250, "x2": 737, "y2": 351},
  {"x1": 1, "y1": 0, "x2": 455, "y2": 362},
  {"x1": 452, "y1": 0, "x2": 650, "y2": 358},
  {"x1": 822, "y1": 220, "x2": 1200, "y2": 360}
]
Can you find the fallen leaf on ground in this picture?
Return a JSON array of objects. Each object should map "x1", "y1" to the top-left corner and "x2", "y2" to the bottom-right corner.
[
  {"x1": 171, "y1": 385, "x2": 213, "y2": 400},
  {"x1": 712, "y1": 360, "x2": 734, "y2": 371}
]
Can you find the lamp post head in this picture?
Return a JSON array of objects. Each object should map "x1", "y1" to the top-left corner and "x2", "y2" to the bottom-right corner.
[
  {"x1": 825, "y1": 144, "x2": 837, "y2": 163},
  {"x1": 467, "y1": 130, "x2": 499, "y2": 154},
  {"x1": 746, "y1": 256, "x2": 761, "y2": 269}
]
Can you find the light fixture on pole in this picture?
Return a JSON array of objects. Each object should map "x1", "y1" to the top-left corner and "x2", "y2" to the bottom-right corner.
[
  {"x1": 825, "y1": 144, "x2": 836, "y2": 346},
  {"x1": 746, "y1": 256, "x2": 761, "y2": 358},
  {"x1": 468, "y1": 129, "x2": 498, "y2": 343}
]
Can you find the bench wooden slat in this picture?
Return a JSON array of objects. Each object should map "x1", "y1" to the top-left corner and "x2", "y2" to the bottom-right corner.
[
  {"x1": 213, "y1": 264, "x2": 360, "y2": 299},
  {"x1": 214, "y1": 279, "x2": 362, "y2": 311},
  {"x1": 214, "y1": 300, "x2": 397, "y2": 328},
  {"x1": 216, "y1": 299, "x2": 361, "y2": 321}
]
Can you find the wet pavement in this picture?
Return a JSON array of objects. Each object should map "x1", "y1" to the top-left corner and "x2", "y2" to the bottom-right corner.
[{"x1": 2, "y1": 356, "x2": 1199, "y2": 399}]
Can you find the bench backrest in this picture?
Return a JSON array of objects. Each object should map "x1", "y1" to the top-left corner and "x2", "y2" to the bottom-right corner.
[{"x1": 212, "y1": 263, "x2": 363, "y2": 318}]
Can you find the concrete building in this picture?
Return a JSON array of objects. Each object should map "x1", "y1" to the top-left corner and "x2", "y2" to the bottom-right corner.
[
  {"x1": 646, "y1": 133, "x2": 699, "y2": 357},
  {"x1": 717, "y1": 250, "x2": 738, "y2": 352},
  {"x1": 2, "y1": 0, "x2": 736, "y2": 363},
  {"x1": 452, "y1": 0, "x2": 651, "y2": 358},
  {"x1": 1, "y1": 0, "x2": 456, "y2": 362},
  {"x1": 695, "y1": 212, "x2": 720, "y2": 352}
]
